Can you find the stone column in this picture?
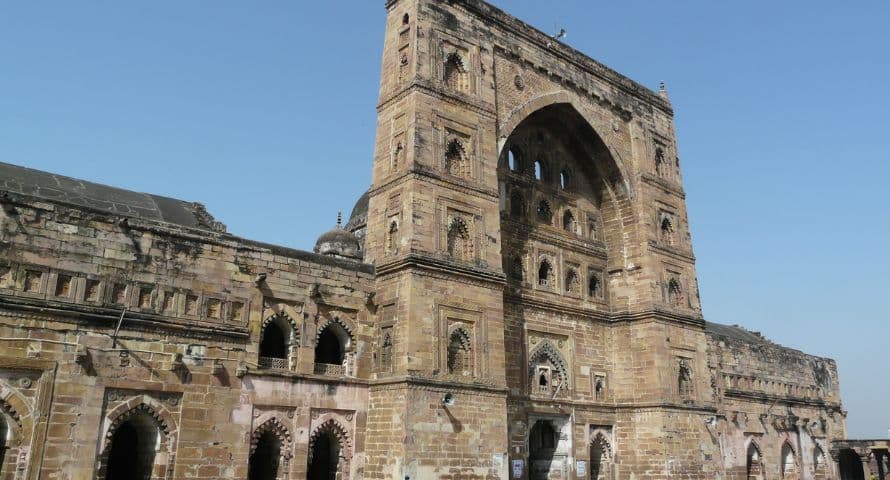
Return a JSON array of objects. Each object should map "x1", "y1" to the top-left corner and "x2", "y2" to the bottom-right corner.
[{"x1": 860, "y1": 450, "x2": 873, "y2": 479}]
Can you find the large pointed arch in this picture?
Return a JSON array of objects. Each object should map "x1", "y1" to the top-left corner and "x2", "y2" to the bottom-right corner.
[
  {"x1": 498, "y1": 95, "x2": 638, "y2": 288},
  {"x1": 96, "y1": 398, "x2": 178, "y2": 480}
]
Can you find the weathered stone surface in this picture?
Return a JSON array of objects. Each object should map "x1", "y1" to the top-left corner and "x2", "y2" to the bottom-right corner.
[{"x1": 0, "y1": 1, "x2": 859, "y2": 479}]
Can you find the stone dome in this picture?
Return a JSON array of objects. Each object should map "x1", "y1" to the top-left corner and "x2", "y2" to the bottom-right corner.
[
  {"x1": 314, "y1": 213, "x2": 361, "y2": 260},
  {"x1": 345, "y1": 190, "x2": 369, "y2": 233}
]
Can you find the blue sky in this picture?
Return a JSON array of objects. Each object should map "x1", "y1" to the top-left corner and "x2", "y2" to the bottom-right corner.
[{"x1": 1, "y1": 1, "x2": 887, "y2": 437}]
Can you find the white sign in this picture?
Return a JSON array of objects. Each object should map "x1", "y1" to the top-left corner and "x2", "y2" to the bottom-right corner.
[
  {"x1": 512, "y1": 459, "x2": 524, "y2": 478},
  {"x1": 576, "y1": 460, "x2": 587, "y2": 476}
]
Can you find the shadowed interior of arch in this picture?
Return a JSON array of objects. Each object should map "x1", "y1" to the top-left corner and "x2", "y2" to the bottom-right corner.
[
  {"x1": 105, "y1": 411, "x2": 160, "y2": 480},
  {"x1": 260, "y1": 321, "x2": 288, "y2": 360},
  {"x1": 316, "y1": 323, "x2": 348, "y2": 366},
  {"x1": 308, "y1": 429, "x2": 341, "y2": 480},
  {"x1": 528, "y1": 420, "x2": 557, "y2": 480},
  {"x1": 248, "y1": 430, "x2": 281, "y2": 480}
]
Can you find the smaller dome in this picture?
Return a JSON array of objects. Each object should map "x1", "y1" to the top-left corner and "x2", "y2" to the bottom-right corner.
[
  {"x1": 345, "y1": 190, "x2": 369, "y2": 233},
  {"x1": 314, "y1": 212, "x2": 361, "y2": 260}
]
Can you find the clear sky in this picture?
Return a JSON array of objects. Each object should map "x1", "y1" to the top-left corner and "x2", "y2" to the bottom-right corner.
[{"x1": 1, "y1": 1, "x2": 887, "y2": 437}]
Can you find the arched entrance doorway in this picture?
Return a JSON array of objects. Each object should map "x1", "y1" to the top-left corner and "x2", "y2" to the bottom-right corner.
[
  {"x1": 307, "y1": 430, "x2": 340, "y2": 480},
  {"x1": 838, "y1": 449, "x2": 865, "y2": 480},
  {"x1": 248, "y1": 430, "x2": 281, "y2": 480},
  {"x1": 588, "y1": 433, "x2": 612, "y2": 480},
  {"x1": 529, "y1": 420, "x2": 557, "y2": 480},
  {"x1": 746, "y1": 442, "x2": 763, "y2": 480},
  {"x1": 104, "y1": 412, "x2": 160, "y2": 479}
]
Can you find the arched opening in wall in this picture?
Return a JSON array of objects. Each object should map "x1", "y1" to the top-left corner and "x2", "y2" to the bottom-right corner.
[
  {"x1": 446, "y1": 217, "x2": 472, "y2": 261},
  {"x1": 660, "y1": 216, "x2": 675, "y2": 245},
  {"x1": 510, "y1": 256, "x2": 524, "y2": 282},
  {"x1": 308, "y1": 429, "x2": 341, "y2": 480},
  {"x1": 562, "y1": 209, "x2": 576, "y2": 233},
  {"x1": 387, "y1": 220, "x2": 399, "y2": 254},
  {"x1": 379, "y1": 330, "x2": 393, "y2": 372},
  {"x1": 838, "y1": 449, "x2": 864, "y2": 480},
  {"x1": 589, "y1": 434, "x2": 612, "y2": 480},
  {"x1": 668, "y1": 277, "x2": 683, "y2": 306},
  {"x1": 813, "y1": 446, "x2": 827, "y2": 480},
  {"x1": 447, "y1": 327, "x2": 472, "y2": 376},
  {"x1": 508, "y1": 147, "x2": 521, "y2": 172},
  {"x1": 588, "y1": 274, "x2": 601, "y2": 299},
  {"x1": 534, "y1": 160, "x2": 544, "y2": 181},
  {"x1": 565, "y1": 269, "x2": 580, "y2": 295},
  {"x1": 315, "y1": 322, "x2": 349, "y2": 373},
  {"x1": 259, "y1": 317, "x2": 291, "y2": 369},
  {"x1": 746, "y1": 442, "x2": 763, "y2": 480},
  {"x1": 538, "y1": 260, "x2": 553, "y2": 288},
  {"x1": 443, "y1": 52, "x2": 468, "y2": 92},
  {"x1": 498, "y1": 103, "x2": 629, "y2": 293},
  {"x1": 444, "y1": 138, "x2": 470, "y2": 178},
  {"x1": 402, "y1": 13, "x2": 410, "y2": 25},
  {"x1": 248, "y1": 430, "x2": 281, "y2": 480},
  {"x1": 529, "y1": 420, "x2": 557, "y2": 480},
  {"x1": 536, "y1": 199, "x2": 552, "y2": 224},
  {"x1": 105, "y1": 412, "x2": 160, "y2": 480},
  {"x1": 781, "y1": 442, "x2": 799, "y2": 479},
  {"x1": 510, "y1": 192, "x2": 526, "y2": 219},
  {"x1": 655, "y1": 146, "x2": 667, "y2": 177}
]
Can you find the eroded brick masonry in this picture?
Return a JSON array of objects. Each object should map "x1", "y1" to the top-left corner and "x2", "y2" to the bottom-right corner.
[{"x1": 0, "y1": 1, "x2": 874, "y2": 479}]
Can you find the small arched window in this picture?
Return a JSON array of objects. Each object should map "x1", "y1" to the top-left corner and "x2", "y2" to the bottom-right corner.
[
  {"x1": 379, "y1": 330, "x2": 393, "y2": 372},
  {"x1": 562, "y1": 209, "x2": 576, "y2": 233},
  {"x1": 588, "y1": 274, "x2": 602, "y2": 299},
  {"x1": 392, "y1": 141, "x2": 404, "y2": 170},
  {"x1": 565, "y1": 269, "x2": 580, "y2": 295},
  {"x1": 387, "y1": 220, "x2": 399, "y2": 254},
  {"x1": 678, "y1": 358, "x2": 694, "y2": 398},
  {"x1": 534, "y1": 160, "x2": 544, "y2": 181},
  {"x1": 444, "y1": 52, "x2": 469, "y2": 92},
  {"x1": 559, "y1": 170, "x2": 569, "y2": 190},
  {"x1": 538, "y1": 260, "x2": 553, "y2": 288},
  {"x1": 446, "y1": 217, "x2": 472, "y2": 261},
  {"x1": 402, "y1": 13, "x2": 410, "y2": 25},
  {"x1": 536, "y1": 200, "x2": 552, "y2": 224},
  {"x1": 507, "y1": 147, "x2": 521, "y2": 172},
  {"x1": 444, "y1": 138, "x2": 470, "y2": 178},
  {"x1": 660, "y1": 216, "x2": 676, "y2": 245},
  {"x1": 655, "y1": 146, "x2": 667, "y2": 177},
  {"x1": 446, "y1": 328, "x2": 472, "y2": 376},
  {"x1": 510, "y1": 192, "x2": 526, "y2": 220},
  {"x1": 668, "y1": 277, "x2": 683, "y2": 305}
]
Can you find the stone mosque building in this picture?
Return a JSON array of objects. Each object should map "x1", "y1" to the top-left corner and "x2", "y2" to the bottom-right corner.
[{"x1": 0, "y1": 1, "x2": 885, "y2": 479}]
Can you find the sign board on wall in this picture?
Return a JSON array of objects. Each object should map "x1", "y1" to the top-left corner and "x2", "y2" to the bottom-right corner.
[
  {"x1": 512, "y1": 459, "x2": 524, "y2": 479},
  {"x1": 576, "y1": 460, "x2": 587, "y2": 476}
]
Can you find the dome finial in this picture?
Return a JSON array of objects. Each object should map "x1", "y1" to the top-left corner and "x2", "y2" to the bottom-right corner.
[
  {"x1": 658, "y1": 81, "x2": 670, "y2": 100},
  {"x1": 337, "y1": 210, "x2": 342, "y2": 228}
]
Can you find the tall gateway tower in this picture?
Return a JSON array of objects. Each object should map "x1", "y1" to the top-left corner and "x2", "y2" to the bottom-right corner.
[{"x1": 364, "y1": 0, "x2": 713, "y2": 478}]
